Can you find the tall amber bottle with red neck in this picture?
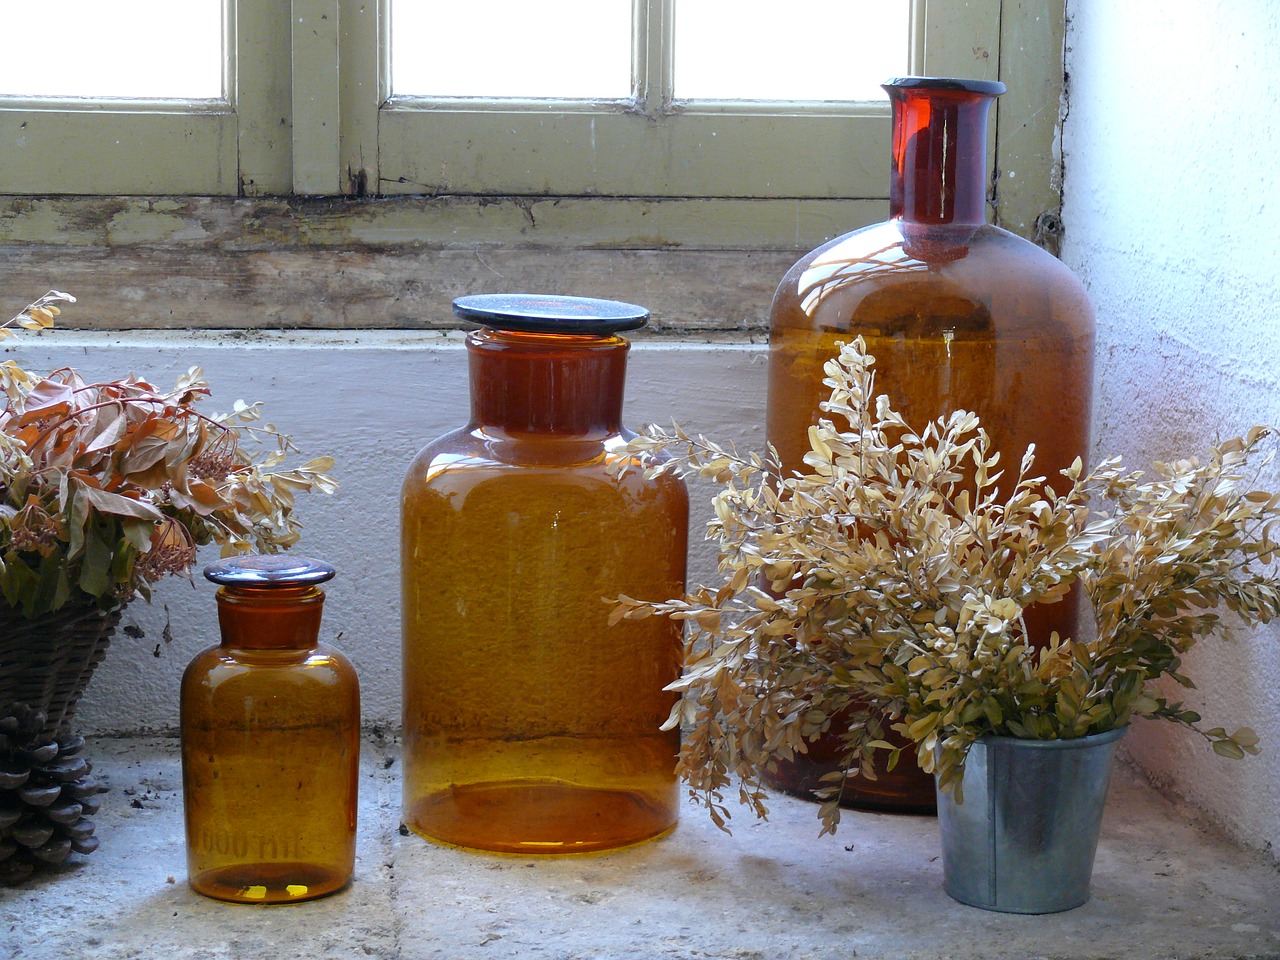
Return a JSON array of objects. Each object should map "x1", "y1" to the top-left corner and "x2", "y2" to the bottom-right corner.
[
  {"x1": 401, "y1": 294, "x2": 688, "y2": 853},
  {"x1": 767, "y1": 77, "x2": 1096, "y2": 812}
]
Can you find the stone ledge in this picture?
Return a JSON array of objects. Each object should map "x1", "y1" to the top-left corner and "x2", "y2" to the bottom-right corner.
[{"x1": 3, "y1": 736, "x2": 1278, "y2": 960}]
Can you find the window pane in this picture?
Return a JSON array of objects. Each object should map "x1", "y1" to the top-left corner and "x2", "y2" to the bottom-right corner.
[
  {"x1": 391, "y1": 0, "x2": 631, "y2": 99},
  {"x1": 676, "y1": 1, "x2": 910, "y2": 101},
  {"x1": 0, "y1": 1, "x2": 222, "y2": 99}
]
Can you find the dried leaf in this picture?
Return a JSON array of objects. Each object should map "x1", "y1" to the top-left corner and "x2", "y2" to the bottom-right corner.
[
  {"x1": 75, "y1": 482, "x2": 165, "y2": 522},
  {"x1": 0, "y1": 293, "x2": 338, "y2": 616}
]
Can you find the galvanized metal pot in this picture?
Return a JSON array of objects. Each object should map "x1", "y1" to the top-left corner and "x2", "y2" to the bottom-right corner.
[{"x1": 936, "y1": 726, "x2": 1128, "y2": 914}]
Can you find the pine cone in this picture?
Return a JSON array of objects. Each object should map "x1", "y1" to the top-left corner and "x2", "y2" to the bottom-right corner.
[{"x1": 0, "y1": 704, "x2": 104, "y2": 885}]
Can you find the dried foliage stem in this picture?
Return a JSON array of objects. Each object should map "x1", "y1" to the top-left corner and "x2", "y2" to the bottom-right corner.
[{"x1": 612, "y1": 338, "x2": 1278, "y2": 836}]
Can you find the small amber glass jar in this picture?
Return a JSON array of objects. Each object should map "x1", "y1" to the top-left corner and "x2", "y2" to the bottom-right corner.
[
  {"x1": 401, "y1": 293, "x2": 688, "y2": 854},
  {"x1": 181, "y1": 555, "x2": 359, "y2": 903}
]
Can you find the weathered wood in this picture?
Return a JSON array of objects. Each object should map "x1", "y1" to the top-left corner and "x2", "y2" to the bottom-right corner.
[
  {"x1": 0, "y1": 110, "x2": 238, "y2": 196},
  {"x1": 292, "y1": 0, "x2": 343, "y2": 195},
  {"x1": 0, "y1": 195, "x2": 878, "y2": 251},
  {"x1": 995, "y1": 0, "x2": 1068, "y2": 244},
  {"x1": 0, "y1": 244, "x2": 792, "y2": 334},
  {"x1": 0, "y1": 194, "x2": 870, "y2": 333}
]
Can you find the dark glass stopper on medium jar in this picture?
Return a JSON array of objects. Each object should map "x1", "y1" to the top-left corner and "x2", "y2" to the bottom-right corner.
[{"x1": 401, "y1": 293, "x2": 689, "y2": 854}]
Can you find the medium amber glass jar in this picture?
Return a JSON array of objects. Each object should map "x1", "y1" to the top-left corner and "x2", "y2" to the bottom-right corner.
[
  {"x1": 767, "y1": 77, "x2": 1096, "y2": 812},
  {"x1": 401, "y1": 293, "x2": 688, "y2": 854},
  {"x1": 181, "y1": 556, "x2": 359, "y2": 903}
]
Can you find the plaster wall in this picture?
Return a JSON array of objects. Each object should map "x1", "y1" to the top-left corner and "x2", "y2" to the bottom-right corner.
[
  {"x1": 12, "y1": 333, "x2": 767, "y2": 738},
  {"x1": 1063, "y1": 0, "x2": 1280, "y2": 854}
]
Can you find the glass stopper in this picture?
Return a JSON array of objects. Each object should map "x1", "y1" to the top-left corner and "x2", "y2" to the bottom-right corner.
[
  {"x1": 452, "y1": 293, "x2": 650, "y2": 335},
  {"x1": 881, "y1": 76, "x2": 1006, "y2": 96},
  {"x1": 204, "y1": 554, "x2": 337, "y2": 587}
]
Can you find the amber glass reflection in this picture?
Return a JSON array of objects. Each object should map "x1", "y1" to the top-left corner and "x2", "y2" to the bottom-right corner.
[
  {"x1": 766, "y1": 78, "x2": 1096, "y2": 811},
  {"x1": 181, "y1": 583, "x2": 359, "y2": 903},
  {"x1": 401, "y1": 328, "x2": 688, "y2": 854}
]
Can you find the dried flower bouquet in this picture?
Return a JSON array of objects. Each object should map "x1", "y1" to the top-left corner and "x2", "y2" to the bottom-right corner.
[
  {"x1": 0, "y1": 292, "x2": 337, "y2": 618},
  {"x1": 612, "y1": 338, "x2": 1278, "y2": 835}
]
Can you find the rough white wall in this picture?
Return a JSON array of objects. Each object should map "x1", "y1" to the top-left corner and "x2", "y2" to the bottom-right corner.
[
  {"x1": 10, "y1": 333, "x2": 767, "y2": 736},
  {"x1": 1063, "y1": 0, "x2": 1280, "y2": 854}
]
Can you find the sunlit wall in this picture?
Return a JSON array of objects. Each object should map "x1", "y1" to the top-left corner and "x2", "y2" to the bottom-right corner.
[{"x1": 1063, "y1": 0, "x2": 1280, "y2": 855}]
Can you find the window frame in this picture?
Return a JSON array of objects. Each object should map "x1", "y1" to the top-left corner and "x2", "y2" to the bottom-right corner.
[
  {"x1": 0, "y1": 1, "x2": 1067, "y2": 254},
  {"x1": 1, "y1": 0, "x2": 1006, "y2": 201},
  {"x1": 0, "y1": 2, "x2": 294, "y2": 196},
  {"x1": 368, "y1": 0, "x2": 1003, "y2": 200}
]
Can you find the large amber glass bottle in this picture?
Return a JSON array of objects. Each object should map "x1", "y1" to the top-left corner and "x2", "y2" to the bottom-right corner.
[
  {"x1": 767, "y1": 77, "x2": 1096, "y2": 812},
  {"x1": 401, "y1": 294, "x2": 688, "y2": 854},
  {"x1": 181, "y1": 556, "x2": 359, "y2": 903}
]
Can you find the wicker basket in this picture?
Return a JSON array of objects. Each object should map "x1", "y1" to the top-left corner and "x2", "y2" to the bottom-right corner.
[
  {"x1": 0, "y1": 598, "x2": 123, "y2": 743},
  {"x1": 0, "y1": 598, "x2": 123, "y2": 881}
]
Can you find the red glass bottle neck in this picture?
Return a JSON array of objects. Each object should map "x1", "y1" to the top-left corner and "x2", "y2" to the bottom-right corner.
[
  {"x1": 887, "y1": 85, "x2": 997, "y2": 226},
  {"x1": 215, "y1": 584, "x2": 325, "y2": 649},
  {"x1": 467, "y1": 328, "x2": 629, "y2": 437}
]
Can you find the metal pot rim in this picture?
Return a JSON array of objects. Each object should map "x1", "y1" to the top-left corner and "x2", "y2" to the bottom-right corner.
[{"x1": 974, "y1": 725, "x2": 1130, "y2": 751}]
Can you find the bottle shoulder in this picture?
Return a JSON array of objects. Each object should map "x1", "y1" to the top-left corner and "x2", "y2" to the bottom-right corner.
[
  {"x1": 773, "y1": 221, "x2": 1094, "y2": 338},
  {"x1": 404, "y1": 429, "x2": 686, "y2": 491},
  {"x1": 183, "y1": 643, "x2": 357, "y2": 678}
]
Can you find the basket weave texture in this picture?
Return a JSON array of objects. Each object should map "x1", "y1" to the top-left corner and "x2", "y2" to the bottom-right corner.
[{"x1": 0, "y1": 598, "x2": 123, "y2": 742}]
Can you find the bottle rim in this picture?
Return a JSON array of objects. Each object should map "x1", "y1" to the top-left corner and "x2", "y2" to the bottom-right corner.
[{"x1": 882, "y1": 76, "x2": 1006, "y2": 97}]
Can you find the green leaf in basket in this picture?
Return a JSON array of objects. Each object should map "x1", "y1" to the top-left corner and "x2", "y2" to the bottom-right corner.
[{"x1": 78, "y1": 525, "x2": 115, "y2": 598}]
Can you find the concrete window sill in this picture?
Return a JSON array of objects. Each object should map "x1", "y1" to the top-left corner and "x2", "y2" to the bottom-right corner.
[{"x1": 4, "y1": 736, "x2": 1278, "y2": 960}]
